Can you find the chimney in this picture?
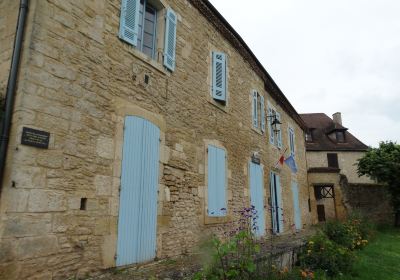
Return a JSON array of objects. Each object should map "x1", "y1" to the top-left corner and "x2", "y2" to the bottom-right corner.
[{"x1": 333, "y1": 112, "x2": 342, "y2": 125}]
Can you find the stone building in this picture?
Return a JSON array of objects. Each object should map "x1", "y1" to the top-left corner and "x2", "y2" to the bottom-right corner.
[
  {"x1": 0, "y1": 0, "x2": 315, "y2": 279},
  {"x1": 301, "y1": 112, "x2": 377, "y2": 221}
]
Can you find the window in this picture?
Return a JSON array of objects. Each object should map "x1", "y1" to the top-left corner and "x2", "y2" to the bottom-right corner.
[
  {"x1": 336, "y1": 131, "x2": 345, "y2": 143},
  {"x1": 207, "y1": 145, "x2": 227, "y2": 217},
  {"x1": 288, "y1": 126, "x2": 295, "y2": 157},
  {"x1": 212, "y1": 52, "x2": 227, "y2": 102},
  {"x1": 268, "y1": 104, "x2": 282, "y2": 148},
  {"x1": 137, "y1": 0, "x2": 157, "y2": 59},
  {"x1": 327, "y1": 153, "x2": 339, "y2": 168},
  {"x1": 252, "y1": 90, "x2": 265, "y2": 132},
  {"x1": 119, "y1": 0, "x2": 177, "y2": 71},
  {"x1": 305, "y1": 131, "x2": 312, "y2": 142}
]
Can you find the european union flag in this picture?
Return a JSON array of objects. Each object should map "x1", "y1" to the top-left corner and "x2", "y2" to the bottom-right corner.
[{"x1": 284, "y1": 155, "x2": 298, "y2": 173}]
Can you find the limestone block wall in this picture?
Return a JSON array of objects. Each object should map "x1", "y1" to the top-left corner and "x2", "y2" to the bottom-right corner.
[
  {"x1": 306, "y1": 151, "x2": 374, "y2": 184},
  {"x1": 0, "y1": 0, "x2": 19, "y2": 99},
  {"x1": 0, "y1": 0, "x2": 315, "y2": 279}
]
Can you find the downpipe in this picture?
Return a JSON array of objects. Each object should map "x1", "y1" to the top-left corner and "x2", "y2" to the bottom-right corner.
[{"x1": 0, "y1": 0, "x2": 29, "y2": 190}]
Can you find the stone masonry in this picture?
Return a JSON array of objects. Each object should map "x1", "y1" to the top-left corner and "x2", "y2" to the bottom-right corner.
[{"x1": 0, "y1": 0, "x2": 316, "y2": 279}]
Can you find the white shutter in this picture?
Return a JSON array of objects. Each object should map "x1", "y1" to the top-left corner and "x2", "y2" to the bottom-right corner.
[
  {"x1": 119, "y1": 0, "x2": 140, "y2": 46},
  {"x1": 164, "y1": 8, "x2": 177, "y2": 71}
]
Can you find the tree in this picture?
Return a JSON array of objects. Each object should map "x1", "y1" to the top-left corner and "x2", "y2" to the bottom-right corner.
[{"x1": 357, "y1": 141, "x2": 400, "y2": 227}]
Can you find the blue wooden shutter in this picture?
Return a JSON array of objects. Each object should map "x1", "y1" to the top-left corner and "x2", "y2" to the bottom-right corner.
[
  {"x1": 207, "y1": 145, "x2": 226, "y2": 216},
  {"x1": 119, "y1": 0, "x2": 140, "y2": 46},
  {"x1": 289, "y1": 127, "x2": 295, "y2": 157},
  {"x1": 268, "y1": 106, "x2": 274, "y2": 144},
  {"x1": 164, "y1": 8, "x2": 177, "y2": 71},
  {"x1": 252, "y1": 91, "x2": 258, "y2": 128},
  {"x1": 275, "y1": 174, "x2": 284, "y2": 233},
  {"x1": 276, "y1": 112, "x2": 282, "y2": 148},
  {"x1": 260, "y1": 95, "x2": 265, "y2": 133},
  {"x1": 291, "y1": 181, "x2": 302, "y2": 230},
  {"x1": 212, "y1": 52, "x2": 226, "y2": 101},
  {"x1": 250, "y1": 162, "x2": 265, "y2": 237}
]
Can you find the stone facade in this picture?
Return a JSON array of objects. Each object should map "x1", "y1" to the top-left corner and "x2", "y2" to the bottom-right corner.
[
  {"x1": 306, "y1": 151, "x2": 374, "y2": 184},
  {"x1": 0, "y1": 0, "x2": 19, "y2": 100},
  {"x1": 0, "y1": 0, "x2": 315, "y2": 279}
]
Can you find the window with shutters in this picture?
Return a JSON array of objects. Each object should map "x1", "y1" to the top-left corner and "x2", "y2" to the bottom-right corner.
[
  {"x1": 252, "y1": 90, "x2": 265, "y2": 133},
  {"x1": 267, "y1": 103, "x2": 282, "y2": 149},
  {"x1": 119, "y1": 0, "x2": 177, "y2": 71},
  {"x1": 207, "y1": 145, "x2": 227, "y2": 217},
  {"x1": 211, "y1": 51, "x2": 227, "y2": 103},
  {"x1": 288, "y1": 126, "x2": 295, "y2": 157}
]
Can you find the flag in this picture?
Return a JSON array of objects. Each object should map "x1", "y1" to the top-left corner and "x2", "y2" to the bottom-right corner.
[
  {"x1": 274, "y1": 148, "x2": 288, "y2": 168},
  {"x1": 284, "y1": 155, "x2": 298, "y2": 173}
]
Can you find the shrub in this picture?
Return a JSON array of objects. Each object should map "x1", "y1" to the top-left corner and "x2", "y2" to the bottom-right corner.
[
  {"x1": 193, "y1": 206, "x2": 261, "y2": 280},
  {"x1": 323, "y1": 215, "x2": 374, "y2": 250},
  {"x1": 298, "y1": 233, "x2": 355, "y2": 277}
]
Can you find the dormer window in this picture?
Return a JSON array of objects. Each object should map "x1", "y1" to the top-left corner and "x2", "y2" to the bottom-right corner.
[
  {"x1": 336, "y1": 131, "x2": 345, "y2": 143},
  {"x1": 305, "y1": 131, "x2": 313, "y2": 142}
]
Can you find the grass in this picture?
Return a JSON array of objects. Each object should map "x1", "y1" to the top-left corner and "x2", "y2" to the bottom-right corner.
[{"x1": 336, "y1": 227, "x2": 400, "y2": 280}]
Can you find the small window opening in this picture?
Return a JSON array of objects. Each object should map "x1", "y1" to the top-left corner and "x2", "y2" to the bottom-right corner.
[
  {"x1": 80, "y1": 198, "x2": 87, "y2": 210},
  {"x1": 144, "y1": 74, "x2": 150, "y2": 84}
]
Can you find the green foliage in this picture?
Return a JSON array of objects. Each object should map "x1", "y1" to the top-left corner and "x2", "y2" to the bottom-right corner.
[
  {"x1": 298, "y1": 233, "x2": 355, "y2": 277},
  {"x1": 357, "y1": 141, "x2": 400, "y2": 212},
  {"x1": 323, "y1": 215, "x2": 373, "y2": 250},
  {"x1": 193, "y1": 229, "x2": 260, "y2": 280}
]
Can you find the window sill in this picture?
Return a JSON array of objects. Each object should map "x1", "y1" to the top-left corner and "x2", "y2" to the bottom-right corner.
[
  {"x1": 207, "y1": 97, "x2": 228, "y2": 113},
  {"x1": 204, "y1": 215, "x2": 232, "y2": 225},
  {"x1": 123, "y1": 42, "x2": 171, "y2": 77},
  {"x1": 251, "y1": 127, "x2": 264, "y2": 136}
]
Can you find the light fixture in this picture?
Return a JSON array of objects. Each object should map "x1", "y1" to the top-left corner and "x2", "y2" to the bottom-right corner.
[{"x1": 266, "y1": 114, "x2": 282, "y2": 134}]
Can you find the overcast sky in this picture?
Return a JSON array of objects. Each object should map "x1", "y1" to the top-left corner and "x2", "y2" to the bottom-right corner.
[{"x1": 209, "y1": 0, "x2": 400, "y2": 147}]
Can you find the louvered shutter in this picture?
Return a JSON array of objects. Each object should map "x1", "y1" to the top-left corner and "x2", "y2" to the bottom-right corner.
[
  {"x1": 212, "y1": 52, "x2": 226, "y2": 101},
  {"x1": 276, "y1": 174, "x2": 284, "y2": 233},
  {"x1": 260, "y1": 95, "x2": 265, "y2": 133},
  {"x1": 119, "y1": 0, "x2": 140, "y2": 46},
  {"x1": 268, "y1": 106, "x2": 274, "y2": 144},
  {"x1": 289, "y1": 127, "x2": 295, "y2": 157},
  {"x1": 276, "y1": 112, "x2": 282, "y2": 148},
  {"x1": 252, "y1": 91, "x2": 258, "y2": 128},
  {"x1": 164, "y1": 8, "x2": 177, "y2": 71},
  {"x1": 207, "y1": 145, "x2": 227, "y2": 217}
]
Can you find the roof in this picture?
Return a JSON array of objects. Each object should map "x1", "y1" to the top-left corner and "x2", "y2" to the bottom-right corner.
[
  {"x1": 300, "y1": 113, "x2": 369, "y2": 152},
  {"x1": 188, "y1": 0, "x2": 307, "y2": 130}
]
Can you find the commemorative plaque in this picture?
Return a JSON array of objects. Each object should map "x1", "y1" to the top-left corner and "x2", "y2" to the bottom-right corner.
[{"x1": 21, "y1": 127, "x2": 50, "y2": 149}]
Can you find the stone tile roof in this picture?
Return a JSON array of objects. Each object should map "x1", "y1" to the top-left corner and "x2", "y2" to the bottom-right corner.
[
  {"x1": 188, "y1": 0, "x2": 307, "y2": 130},
  {"x1": 300, "y1": 113, "x2": 369, "y2": 151}
]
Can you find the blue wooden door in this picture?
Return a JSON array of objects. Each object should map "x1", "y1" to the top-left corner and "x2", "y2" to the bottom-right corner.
[
  {"x1": 249, "y1": 162, "x2": 265, "y2": 236},
  {"x1": 291, "y1": 181, "x2": 302, "y2": 230},
  {"x1": 116, "y1": 116, "x2": 160, "y2": 266}
]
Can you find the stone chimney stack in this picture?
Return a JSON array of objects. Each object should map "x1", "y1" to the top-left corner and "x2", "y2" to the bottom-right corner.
[{"x1": 333, "y1": 112, "x2": 342, "y2": 125}]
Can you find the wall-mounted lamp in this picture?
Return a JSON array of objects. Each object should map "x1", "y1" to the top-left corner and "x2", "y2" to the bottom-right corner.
[{"x1": 266, "y1": 114, "x2": 282, "y2": 134}]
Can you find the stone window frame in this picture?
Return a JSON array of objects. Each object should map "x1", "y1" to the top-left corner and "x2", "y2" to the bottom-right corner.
[
  {"x1": 203, "y1": 140, "x2": 232, "y2": 225},
  {"x1": 251, "y1": 89, "x2": 266, "y2": 135},
  {"x1": 206, "y1": 44, "x2": 230, "y2": 113},
  {"x1": 118, "y1": 0, "x2": 176, "y2": 75},
  {"x1": 287, "y1": 123, "x2": 296, "y2": 157},
  {"x1": 267, "y1": 101, "x2": 282, "y2": 149}
]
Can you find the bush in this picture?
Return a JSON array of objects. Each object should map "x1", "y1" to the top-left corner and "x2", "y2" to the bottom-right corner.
[
  {"x1": 298, "y1": 233, "x2": 355, "y2": 277},
  {"x1": 193, "y1": 206, "x2": 261, "y2": 280},
  {"x1": 323, "y1": 215, "x2": 374, "y2": 250}
]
